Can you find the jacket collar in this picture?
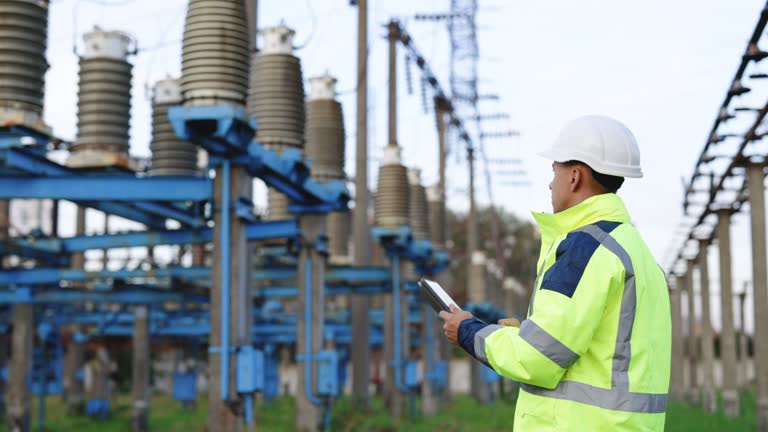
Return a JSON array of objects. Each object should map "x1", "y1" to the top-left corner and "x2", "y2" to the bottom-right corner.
[{"x1": 531, "y1": 193, "x2": 631, "y2": 247}]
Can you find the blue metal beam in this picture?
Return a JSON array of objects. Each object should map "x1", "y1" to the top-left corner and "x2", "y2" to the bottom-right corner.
[
  {"x1": 132, "y1": 202, "x2": 204, "y2": 228},
  {"x1": 255, "y1": 283, "x2": 390, "y2": 298},
  {"x1": 326, "y1": 266, "x2": 390, "y2": 282},
  {"x1": 0, "y1": 263, "x2": 387, "y2": 288},
  {"x1": 1, "y1": 148, "x2": 182, "y2": 228},
  {"x1": 0, "y1": 266, "x2": 210, "y2": 286},
  {"x1": 0, "y1": 126, "x2": 50, "y2": 150},
  {"x1": 245, "y1": 219, "x2": 300, "y2": 240},
  {"x1": 0, "y1": 287, "x2": 203, "y2": 304},
  {"x1": 0, "y1": 242, "x2": 66, "y2": 265},
  {"x1": 10, "y1": 219, "x2": 299, "y2": 254},
  {"x1": 78, "y1": 201, "x2": 166, "y2": 229},
  {"x1": 0, "y1": 176, "x2": 212, "y2": 201}
]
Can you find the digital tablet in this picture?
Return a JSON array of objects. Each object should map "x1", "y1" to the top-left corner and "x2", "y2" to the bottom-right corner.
[{"x1": 418, "y1": 278, "x2": 460, "y2": 313}]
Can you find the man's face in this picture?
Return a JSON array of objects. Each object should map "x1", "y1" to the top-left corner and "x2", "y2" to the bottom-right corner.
[{"x1": 549, "y1": 162, "x2": 572, "y2": 213}]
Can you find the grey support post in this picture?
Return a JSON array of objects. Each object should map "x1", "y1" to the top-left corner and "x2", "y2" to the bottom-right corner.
[
  {"x1": 295, "y1": 214, "x2": 327, "y2": 431},
  {"x1": 685, "y1": 259, "x2": 700, "y2": 406},
  {"x1": 716, "y1": 209, "x2": 739, "y2": 416},
  {"x1": 747, "y1": 162, "x2": 768, "y2": 431},
  {"x1": 670, "y1": 275, "x2": 684, "y2": 401},
  {"x1": 697, "y1": 240, "x2": 716, "y2": 413},
  {"x1": 350, "y1": 0, "x2": 371, "y2": 409},
  {"x1": 208, "y1": 163, "x2": 251, "y2": 432}
]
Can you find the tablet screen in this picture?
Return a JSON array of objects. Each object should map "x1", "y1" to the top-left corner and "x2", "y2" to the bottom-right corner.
[{"x1": 423, "y1": 279, "x2": 460, "y2": 311}]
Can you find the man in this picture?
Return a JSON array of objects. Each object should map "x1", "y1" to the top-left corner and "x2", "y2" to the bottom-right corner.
[{"x1": 440, "y1": 116, "x2": 671, "y2": 431}]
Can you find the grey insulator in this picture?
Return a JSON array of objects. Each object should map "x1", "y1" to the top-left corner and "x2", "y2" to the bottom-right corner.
[
  {"x1": 181, "y1": 0, "x2": 250, "y2": 106},
  {"x1": 248, "y1": 53, "x2": 305, "y2": 148},
  {"x1": 409, "y1": 182, "x2": 430, "y2": 241},
  {"x1": 0, "y1": 0, "x2": 48, "y2": 115},
  {"x1": 73, "y1": 57, "x2": 131, "y2": 153},
  {"x1": 305, "y1": 99, "x2": 345, "y2": 178},
  {"x1": 266, "y1": 188, "x2": 290, "y2": 220},
  {"x1": 149, "y1": 91, "x2": 197, "y2": 177},
  {"x1": 327, "y1": 211, "x2": 350, "y2": 258},
  {"x1": 251, "y1": 52, "x2": 306, "y2": 220},
  {"x1": 375, "y1": 163, "x2": 409, "y2": 228},
  {"x1": 264, "y1": 142, "x2": 291, "y2": 220}
]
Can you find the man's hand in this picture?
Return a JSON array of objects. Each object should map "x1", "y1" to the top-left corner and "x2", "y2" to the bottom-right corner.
[
  {"x1": 498, "y1": 317, "x2": 521, "y2": 327},
  {"x1": 438, "y1": 304, "x2": 473, "y2": 345}
]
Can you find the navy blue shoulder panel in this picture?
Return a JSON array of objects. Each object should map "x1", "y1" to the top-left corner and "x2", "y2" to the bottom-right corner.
[{"x1": 539, "y1": 221, "x2": 621, "y2": 298}]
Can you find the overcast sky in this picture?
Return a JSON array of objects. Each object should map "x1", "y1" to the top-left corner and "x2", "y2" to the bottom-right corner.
[{"x1": 39, "y1": 0, "x2": 768, "y2": 332}]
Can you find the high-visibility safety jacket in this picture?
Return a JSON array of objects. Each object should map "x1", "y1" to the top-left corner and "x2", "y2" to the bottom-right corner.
[{"x1": 458, "y1": 193, "x2": 671, "y2": 431}]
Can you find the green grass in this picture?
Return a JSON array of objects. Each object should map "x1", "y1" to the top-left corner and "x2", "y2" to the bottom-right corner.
[
  {"x1": 0, "y1": 390, "x2": 754, "y2": 431},
  {"x1": 664, "y1": 391, "x2": 754, "y2": 432}
]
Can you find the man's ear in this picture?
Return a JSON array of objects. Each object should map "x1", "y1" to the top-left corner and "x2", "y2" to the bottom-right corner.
[{"x1": 569, "y1": 166, "x2": 582, "y2": 192}]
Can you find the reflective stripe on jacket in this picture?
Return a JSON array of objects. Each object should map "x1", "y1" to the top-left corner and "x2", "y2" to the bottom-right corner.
[{"x1": 459, "y1": 193, "x2": 671, "y2": 431}]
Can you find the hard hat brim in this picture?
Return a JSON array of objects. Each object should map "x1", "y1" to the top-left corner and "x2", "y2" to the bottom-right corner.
[{"x1": 537, "y1": 148, "x2": 644, "y2": 178}]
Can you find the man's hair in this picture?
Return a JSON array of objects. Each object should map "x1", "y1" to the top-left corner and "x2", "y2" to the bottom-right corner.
[{"x1": 563, "y1": 160, "x2": 625, "y2": 193}]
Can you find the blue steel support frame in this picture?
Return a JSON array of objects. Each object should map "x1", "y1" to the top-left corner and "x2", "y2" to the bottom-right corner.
[
  {"x1": 0, "y1": 176, "x2": 212, "y2": 201},
  {"x1": 0, "y1": 125, "x2": 50, "y2": 150},
  {"x1": 0, "y1": 267, "x2": 210, "y2": 286},
  {"x1": 0, "y1": 147, "x2": 199, "y2": 228},
  {"x1": 0, "y1": 287, "x2": 203, "y2": 304},
  {"x1": 169, "y1": 105, "x2": 350, "y2": 214},
  {"x1": 10, "y1": 219, "x2": 299, "y2": 254},
  {"x1": 0, "y1": 264, "x2": 388, "y2": 287}
]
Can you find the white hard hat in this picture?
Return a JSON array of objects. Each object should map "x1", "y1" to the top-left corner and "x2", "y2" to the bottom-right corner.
[{"x1": 538, "y1": 115, "x2": 643, "y2": 178}]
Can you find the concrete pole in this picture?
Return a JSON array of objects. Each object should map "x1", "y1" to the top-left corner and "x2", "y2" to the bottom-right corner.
[
  {"x1": 63, "y1": 326, "x2": 85, "y2": 415},
  {"x1": 421, "y1": 304, "x2": 440, "y2": 416},
  {"x1": 384, "y1": 256, "x2": 407, "y2": 419},
  {"x1": 387, "y1": 20, "x2": 398, "y2": 149},
  {"x1": 466, "y1": 148, "x2": 479, "y2": 285},
  {"x1": 738, "y1": 288, "x2": 750, "y2": 389},
  {"x1": 90, "y1": 347, "x2": 111, "y2": 403},
  {"x1": 244, "y1": 0, "x2": 257, "y2": 51},
  {"x1": 422, "y1": 115, "x2": 448, "y2": 414},
  {"x1": 1, "y1": 198, "x2": 34, "y2": 432},
  {"x1": 0, "y1": 200, "x2": 8, "y2": 419},
  {"x1": 208, "y1": 164, "x2": 251, "y2": 432},
  {"x1": 716, "y1": 209, "x2": 739, "y2": 416},
  {"x1": 670, "y1": 276, "x2": 684, "y2": 400},
  {"x1": 399, "y1": 259, "x2": 410, "y2": 409},
  {"x1": 382, "y1": 20, "x2": 404, "y2": 416},
  {"x1": 746, "y1": 162, "x2": 768, "y2": 431},
  {"x1": 697, "y1": 240, "x2": 716, "y2": 413},
  {"x1": 383, "y1": 278, "x2": 394, "y2": 403},
  {"x1": 685, "y1": 259, "x2": 699, "y2": 406},
  {"x1": 433, "y1": 101, "x2": 451, "y2": 404},
  {"x1": 64, "y1": 208, "x2": 86, "y2": 414},
  {"x1": 295, "y1": 214, "x2": 326, "y2": 432},
  {"x1": 437, "y1": 271, "x2": 453, "y2": 401},
  {"x1": 350, "y1": 0, "x2": 371, "y2": 408},
  {"x1": 465, "y1": 147, "x2": 489, "y2": 403},
  {"x1": 131, "y1": 306, "x2": 150, "y2": 432},
  {"x1": 7, "y1": 304, "x2": 33, "y2": 432},
  {"x1": 0, "y1": 331, "x2": 7, "y2": 420}
]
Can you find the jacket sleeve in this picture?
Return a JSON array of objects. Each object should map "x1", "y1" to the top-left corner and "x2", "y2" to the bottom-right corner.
[{"x1": 476, "y1": 242, "x2": 624, "y2": 389}]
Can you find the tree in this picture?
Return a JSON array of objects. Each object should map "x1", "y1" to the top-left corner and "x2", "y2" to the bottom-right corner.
[{"x1": 446, "y1": 206, "x2": 539, "y2": 317}]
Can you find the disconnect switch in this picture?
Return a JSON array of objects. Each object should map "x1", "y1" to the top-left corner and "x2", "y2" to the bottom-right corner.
[
  {"x1": 404, "y1": 360, "x2": 419, "y2": 389},
  {"x1": 236, "y1": 346, "x2": 265, "y2": 393},
  {"x1": 315, "y1": 350, "x2": 339, "y2": 397}
]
